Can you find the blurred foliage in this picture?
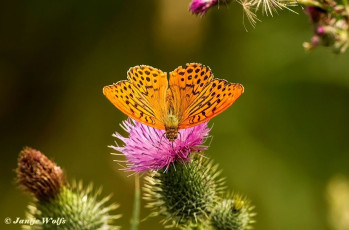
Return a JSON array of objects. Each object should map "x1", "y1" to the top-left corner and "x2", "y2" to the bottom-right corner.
[{"x1": 1, "y1": 0, "x2": 349, "y2": 229}]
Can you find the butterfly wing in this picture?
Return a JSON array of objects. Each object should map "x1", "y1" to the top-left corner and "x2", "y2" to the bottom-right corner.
[
  {"x1": 103, "y1": 65, "x2": 168, "y2": 129},
  {"x1": 179, "y1": 79, "x2": 244, "y2": 128},
  {"x1": 169, "y1": 63, "x2": 214, "y2": 118}
]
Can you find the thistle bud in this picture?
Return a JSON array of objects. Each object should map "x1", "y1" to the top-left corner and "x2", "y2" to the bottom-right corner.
[
  {"x1": 210, "y1": 194, "x2": 255, "y2": 230},
  {"x1": 143, "y1": 155, "x2": 225, "y2": 228},
  {"x1": 16, "y1": 147, "x2": 64, "y2": 201},
  {"x1": 16, "y1": 147, "x2": 120, "y2": 229},
  {"x1": 24, "y1": 181, "x2": 121, "y2": 230}
]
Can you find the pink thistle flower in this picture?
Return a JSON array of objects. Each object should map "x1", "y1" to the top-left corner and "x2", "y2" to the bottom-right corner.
[
  {"x1": 189, "y1": 0, "x2": 218, "y2": 15},
  {"x1": 110, "y1": 119, "x2": 210, "y2": 172}
]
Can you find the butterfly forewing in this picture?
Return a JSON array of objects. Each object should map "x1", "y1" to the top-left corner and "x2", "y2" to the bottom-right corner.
[
  {"x1": 179, "y1": 79, "x2": 244, "y2": 129},
  {"x1": 127, "y1": 65, "x2": 168, "y2": 100},
  {"x1": 127, "y1": 65, "x2": 169, "y2": 124},
  {"x1": 103, "y1": 74, "x2": 166, "y2": 129},
  {"x1": 169, "y1": 63, "x2": 214, "y2": 117}
]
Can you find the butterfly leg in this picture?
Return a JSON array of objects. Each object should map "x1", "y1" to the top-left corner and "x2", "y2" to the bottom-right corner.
[
  {"x1": 156, "y1": 132, "x2": 167, "y2": 154},
  {"x1": 178, "y1": 131, "x2": 182, "y2": 145}
]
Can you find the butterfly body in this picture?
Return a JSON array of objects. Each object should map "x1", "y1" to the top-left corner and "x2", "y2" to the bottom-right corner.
[
  {"x1": 103, "y1": 63, "x2": 244, "y2": 142},
  {"x1": 163, "y1": 105, "x2": 180, "y2": 142}
]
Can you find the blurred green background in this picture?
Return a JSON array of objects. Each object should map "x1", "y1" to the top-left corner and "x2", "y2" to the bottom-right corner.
[{"x1": 1, "y1": 0, "x2": 349, "y2": 229}]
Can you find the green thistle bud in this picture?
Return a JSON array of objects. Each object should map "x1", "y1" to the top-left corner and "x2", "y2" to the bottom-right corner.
[
  {"x1": 143, "y1": 155, "x2": 225, "y2": 228},
  {"x1": 24, "y1": 182, "x2": 120, "y2": 230},
  {"x1": 16, "y1": 147, "x2": 120, "y2": 230},
  {"x1": 210, "y1": 194, "x2": 255, "y2": 230}
]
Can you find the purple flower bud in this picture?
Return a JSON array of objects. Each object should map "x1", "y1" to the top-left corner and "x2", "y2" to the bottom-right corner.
[
  {"x1": 317, "y1": 27, "x2": 325, "y2": 35},
  {"x1": 111, "y1": 119, "x2": 210, "y2": 172},
  {"x1": 189, "y1": 0, "x2": 218, "y2": 15}
]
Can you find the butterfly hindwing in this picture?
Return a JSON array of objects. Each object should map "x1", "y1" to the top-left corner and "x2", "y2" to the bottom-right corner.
[
  {"x1": 103, "y1": 81, "x2": 165, "y2": 129},
  {"x1": 127, "y1": 65, "x2": 169, "y2": 120},
  {"x1": 179, "y1": 79, "x2": 244, "y2": 129}
]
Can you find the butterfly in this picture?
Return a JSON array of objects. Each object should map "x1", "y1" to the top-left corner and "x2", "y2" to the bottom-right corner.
[{"x1": 103, "y1": 63, "x2": 244, "y2": 142}]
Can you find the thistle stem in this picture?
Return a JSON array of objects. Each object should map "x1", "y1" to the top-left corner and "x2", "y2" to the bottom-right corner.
[
  {"x1": 131, "y1": 174, "x2": 140, "y2": 230},
  {"x1": 297, "y1": 0, "x2": 327, "y2": 9}
]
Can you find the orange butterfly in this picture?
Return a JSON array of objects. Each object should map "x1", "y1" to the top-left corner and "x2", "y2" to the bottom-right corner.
[{"x1": 103, "y1": 63, "x2": 244, "y2": 142}]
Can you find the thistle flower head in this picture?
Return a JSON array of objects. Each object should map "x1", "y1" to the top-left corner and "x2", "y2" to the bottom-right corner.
[
  {"x1": 110, "y1": 119, "x2": 210, "y2": 172},
  {"x1": 16, "y1": 147, "x2": 65, "y2": 201},
  {"x1": 189, "y1": 0, "x2": 218, "y2": 15}
]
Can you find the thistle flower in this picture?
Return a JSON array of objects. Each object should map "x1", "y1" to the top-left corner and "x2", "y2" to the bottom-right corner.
[
  {"x1": 143, "y1": 156, "x2": 225, "y2": 228},
  {"x1": 110, "y1": 119, "x2": 210, "y2": 172},
  {"x1": 189, "y1": 0, "x2": 232, "y2": 15},
  {"x1": 16, "y1": 147, "x2": 120, "y2": 230},
  {"x1": 189, "y1": 0, "x2": 218, "y2": 15}
]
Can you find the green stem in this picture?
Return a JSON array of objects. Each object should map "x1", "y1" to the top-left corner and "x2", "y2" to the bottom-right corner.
[
  {"x1": 131, "y1": 174, "x2": 140, "y2": 230},
  {"x1": 297, "y1": 0, "x2": 327, "y2": 10}
]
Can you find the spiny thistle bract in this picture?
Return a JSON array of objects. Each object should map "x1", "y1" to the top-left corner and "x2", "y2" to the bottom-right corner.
[
  {"x1": 210, "y1": 194, "x2": 255, "y2": 230},
  {"x1": 143, "y1": 155, "x2": 226, "y2": 228},
  {"x1": 16, "y1": 147, "x2": 120, "y2": 230},
  {"x1": 24, "y1": 182, "x2": 120, "y2": 230}
]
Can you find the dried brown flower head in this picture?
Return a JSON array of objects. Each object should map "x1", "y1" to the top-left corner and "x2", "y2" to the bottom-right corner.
[{"x1": 16, "y1": 147, "x2": 65, "y2": 201}]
